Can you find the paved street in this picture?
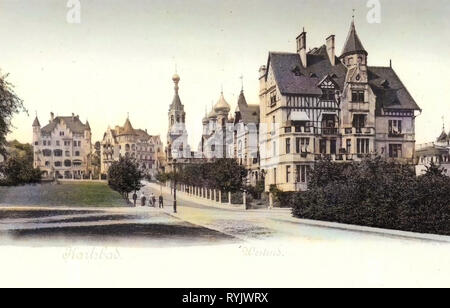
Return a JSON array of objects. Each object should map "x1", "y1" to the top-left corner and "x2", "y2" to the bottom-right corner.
[{"x1": 0, "y1": 182, "x2": 449, "y2": 287}]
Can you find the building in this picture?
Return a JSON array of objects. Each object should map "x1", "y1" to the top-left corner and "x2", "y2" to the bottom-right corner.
[
  {"x1": 258, "y1": 19, "x2": 421, "y2": 192},
  {"x1": 416, "y1": 127, "x2": 450, "y2": 176},
  {"x1": 100, "y1": 117, "x2": 163, "y2": 178},
  {"x1": 32, "y1": 113, "x2": 92, "y2": 179},
  {"x1": 233, "y1": 88, "x2": 261, "y2": 185},
  {"x1": 200, "y1": 91, "x2": 235, "y2": 159}
]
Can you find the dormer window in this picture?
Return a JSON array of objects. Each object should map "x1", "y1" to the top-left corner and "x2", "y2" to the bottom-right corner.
[
  {"x1": 381, "y1": 79, "x2": 390, "y2": 88},
  {"x1": 291, "y1": 65, "x2": 302, "y2": 76},
  {"x1": 310, "y1": 73, "x2": 318, "y2": 78}
]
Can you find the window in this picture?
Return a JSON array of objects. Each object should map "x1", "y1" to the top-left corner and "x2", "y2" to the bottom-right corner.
[
  {"x1": 273, "y1": 168, "x2": 277, "y2": 184},
  {"x1": 296, "y1": 165, "x2": 309, "y2": 183},
  {"x1": 75, "y1": 151, "x2": 80, "y2": 157},
  {"x1": 64, "y1": 141, "x2": 71, "y2": 146},
  {"x1": 54, "y1": 161, "x2": 62, "y2": 167},
  {"x1": 43, "y1": 140, "x2": 46, "y2": 146},
  {"x1": 270, "y1": 91, "x2": 277, "y2": 107},
  {"x1": 65, "y1": 151, "x2": 71, "y2": 157},
  {"x1": 285, "y1": 127, "x2": 292, "y2": 133},
  {"x1": 56, "y1": 141, "x2": 60, "y2": 146},
  {"x1": 321, "y1": 89, "x2": 335, "y2": 101},
  {"x1": 351, "y1": 90, "x2": 365, "y2": 102},
  {"x1": 320, "y1": 139, "x2": 327, "y2": 154},
  {"x1": 54, "y1": 149, "x2": 62, "y2": 157},
  {"x1": 346, "y1": 139, "x2": 352, "y2": 154},
  {"x1": 272, "y1": 116, "x2": 276, "y2": 133},
  {"x1": 60, "y1": 131, "x2": 64, "y2": 136},
  {"x1": 296, "y1": 138, "x2": 310, "y2": 153},
  {"x1": 64, "y1": 160, "x2": 72, "y2": 167},
  {"x1": 34, "y1": 141, "x2": 38, "y2": 146},
  {"x1": 285, "y1": 138, "x2": 291, "y2": 154},
  {"x1": 353, "y1": 114, "x2": 367, "y2": 132},
  {"x1": 357, "y1": 138, "x2": 370, "y2": 154},
  {"x1": 286, "y1": 166, "x2": 291, "y2": 183},
  {"x1": 45, "y1": 161, "x2": 50, "y2": 167},
  {"x1": 330, "y1": 139, "x2": 337, "y2": 155},
  {"x1": 273, "y1": 141, "x2": 276, "y2": 157},
  {"x1": 388, "y1": 120, "x2": 402, "y2": 135},
  {"x1": 43, "y1": 149, "x2": 52, "y2": 157},
  {"x1": 389, "y1": 144, "x2": 402, "y2": 158}
]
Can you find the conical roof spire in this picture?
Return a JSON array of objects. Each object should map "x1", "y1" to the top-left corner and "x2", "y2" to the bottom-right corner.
[
  {"x1": 340, "y1": 17, "x2": 367, "y2": 58},
  {"x1": 32, "y1": 113, "x2": 40, "y2": 127},
  {"x1": 85, "y1": 119, "x2": 91, "y2": 131},
  {"x1": 170, "y1": 73, "x2": 184, "y2": 111},
  {"x1": 122, "y1": 116, "x2": 135, "y2": 135}
]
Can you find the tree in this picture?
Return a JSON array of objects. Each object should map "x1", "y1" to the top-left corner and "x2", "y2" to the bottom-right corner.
[
  {"x1": 0, "y1": 141, "x2": 41, "y2": 186},
  {"x1": 209, "y1": 159, "x2": 247, "y2": 193},
  {"x1": 107, "y1": 157, "x2": 143, "y2": 199},
  {"x1": 0, "y1": 73, "x2": 25, "y2": 157}
]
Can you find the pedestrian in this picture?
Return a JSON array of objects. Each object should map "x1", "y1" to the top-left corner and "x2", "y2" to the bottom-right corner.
[
  {"x1": 140, "y1": 193, "x2": 146, "y2": 207},
  {"x1": 132, "y1": 192, "x2": 138, "y2": 207},
  {"x1": 159, "y1": 195, "x2": 164, "y2": 208},
  {"x1": 152, "y1": 194, "x2": 156, "y2": 208}
]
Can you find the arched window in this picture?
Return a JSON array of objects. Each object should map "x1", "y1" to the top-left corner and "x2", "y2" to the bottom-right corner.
[
  {"x1": 125, "y1": 144, "x2": 130, "y2": 151},
  {"x1": 73, "y1": 160, "x2": 82, "y2": 166},
  {"x1": 64, "y1": 160, "x2": 72, "y2": 167},
  {"x1": 176, "y1": 115, "x2": 180, "y2": 123},
  {"x1": 171, "y1": 115, "x2": 174, "y2": 125}
]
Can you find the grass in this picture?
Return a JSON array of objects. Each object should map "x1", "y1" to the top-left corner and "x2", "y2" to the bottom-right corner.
[{"x1": 0, "y1": 182, "x2": 128, "y2": 207}]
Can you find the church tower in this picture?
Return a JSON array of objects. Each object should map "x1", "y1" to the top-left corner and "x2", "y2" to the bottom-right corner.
[{"x1": 167, "y1": 73, "x2": 189, "y2": 159}]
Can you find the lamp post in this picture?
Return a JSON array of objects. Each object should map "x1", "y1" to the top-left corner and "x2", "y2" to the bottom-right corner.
[{"x1": 172, "y1": 159, "x2": 177, "y2": 213}]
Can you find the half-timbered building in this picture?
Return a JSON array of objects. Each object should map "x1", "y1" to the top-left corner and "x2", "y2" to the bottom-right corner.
[{"x1": 259, "y1": 19, "x2": 421, "y2": 192}]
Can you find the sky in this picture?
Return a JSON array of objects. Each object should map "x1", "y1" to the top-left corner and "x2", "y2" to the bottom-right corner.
[{"x1": 1, "y1": 0, "x2": 449, "y2": 147}]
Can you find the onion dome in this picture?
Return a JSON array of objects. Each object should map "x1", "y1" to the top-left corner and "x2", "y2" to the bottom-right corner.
[{"x1": 214, "y1": 92, "x2": 231, "y2": 113}]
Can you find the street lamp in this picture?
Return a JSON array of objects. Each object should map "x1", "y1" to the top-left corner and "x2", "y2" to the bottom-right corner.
[{"x1": 172, "y1": 159, "x2": 177, "y2": 213}]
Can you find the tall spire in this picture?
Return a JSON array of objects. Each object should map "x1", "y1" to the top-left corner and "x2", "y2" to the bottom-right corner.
[
  {"x1": 340, "y1": 15, "x2": 367, "y2": 58},
  {"x1": 170, "y1": 72, "x2": 183, "y2": 110}
]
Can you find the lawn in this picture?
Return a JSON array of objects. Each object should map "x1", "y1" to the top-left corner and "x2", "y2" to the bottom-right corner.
[{"x1": 0, "y1": 182, "x2": 128, "y2": 207}]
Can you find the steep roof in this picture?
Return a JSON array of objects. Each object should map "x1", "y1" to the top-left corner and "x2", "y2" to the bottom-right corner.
[
  {"x1": 340, "y1": 20, "x2": 367, "y2": 58},
  {"x1": 235, "y1": 90, "x2": 259, "y2": 124},
  {"x1": 267, "y1": 47, "x2": 346, "y2": 96},
  {"x1": 368, "y1": 67, "x2": 421, "y2": 111},
  {"x1": 121, "y1": 118, "x2": 136, "y2": 135},
  {"x1": 32, "y1": 116, "x2": 40, "y2": 127},
  {"x1": 170, "y1": 92, "x2": 184, "y2": 111},
  {"x1": 41, "y1": 116, "x2": 88, "y2": 134},
  {"x1": 437, "y1": 130, "x2": 448, "y2": 142},
  {"x1": 214, "y1": 92, "x2": 231, "y2": 113}
]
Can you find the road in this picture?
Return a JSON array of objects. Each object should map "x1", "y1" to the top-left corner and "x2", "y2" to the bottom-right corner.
[{"x1": 0, "y1": 182, "x2": 449, "y2": 287}]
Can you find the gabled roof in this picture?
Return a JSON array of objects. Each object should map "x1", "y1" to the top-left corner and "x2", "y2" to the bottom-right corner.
[
  {"x1": 235, "y1": 90, "x2": 259, "y2": 124},
  {"x1": 368, "y1": 67, "x2": 421, "y2": 111},
  {"x1": 41, "y1": 116, "x2": 89, "y2": 134},
  {"x1": 437, "y1": 130, "x2": 448, "y2": 142},
  {"x1": 267, "y1": 47, "x2": 346, "y2": 96},
  {"x1": 340, "y1": 20, "x2": 367, "y2": 58}
]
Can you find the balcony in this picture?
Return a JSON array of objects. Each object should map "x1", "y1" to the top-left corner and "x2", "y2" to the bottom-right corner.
[
  {"x1": 388, "y1": 131, "x2": 405, "y2": 138},
  {"x1": 321, "y1": 127, "x2": 339, "y2": 136}
]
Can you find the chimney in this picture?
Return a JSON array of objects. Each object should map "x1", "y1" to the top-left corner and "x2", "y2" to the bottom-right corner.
[
  {"x1": 50, "y1": 112, "x2": 54, "y2": 121},
  {"x1": 326, "y1": 35, "x2": 336, "y2": 66},
  {"x1": 72, "y1": 113, "x2": 75, "y2": 121},
  {"x1": 296, "y1": 29, "x2": 307, "y2": 67},
  {"x1": 258, "y1": 65, "x2": 267, "y2": 79}
]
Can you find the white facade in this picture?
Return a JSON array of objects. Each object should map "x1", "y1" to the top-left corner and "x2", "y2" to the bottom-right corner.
[{"x1": 32, "y1": 113, "x2": 92, "y2": 179}]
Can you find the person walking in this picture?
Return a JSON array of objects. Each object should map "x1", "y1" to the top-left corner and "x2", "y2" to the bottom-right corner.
[
  {"x1": 132, "y1": 192, "x2": 138, "y2": 207},
  {"x1": 140, "y1": 193, "x2": 146, "y2": 207},
  {"x1": 159, "y1": 195, "x2": 164, "y2": 208},
  {"x1": 152, "y1": 194, "x2": 156, "y2": 208}
]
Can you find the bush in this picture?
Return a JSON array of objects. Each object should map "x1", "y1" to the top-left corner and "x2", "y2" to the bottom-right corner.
[
  {"x1": 0, "y1": 153, "x2": 42, "y2": 186},
  {"x1": 292, "y1": 158, "x2": 450, "y2": 236}
]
